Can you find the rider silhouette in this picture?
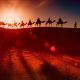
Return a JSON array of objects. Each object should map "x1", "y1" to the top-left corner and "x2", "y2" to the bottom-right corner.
[
  {"x1": 58, "y1": 18, "x2": 63, "y2": 23},
  {"x1": 21, "y1": 21, "x2": 24, "y2": 24},
  {"x1": 28, "y1": 20, "x2": 32, "y2": 24},
  {"x1": 48, "y1": 18, "x2": 51, "y2": 22},
  {"x1": 28, "y1": 20, "x2": 33, "y2": 27},
  {"x1": 46, "y1": 17, "x2": 53, "y2": 27},
  {"x1": 37, "y1": 18, "x2": 41, "y2": 23},
  {"x1": 13, "y1": 20, "x2": 17, "y2": 27}
]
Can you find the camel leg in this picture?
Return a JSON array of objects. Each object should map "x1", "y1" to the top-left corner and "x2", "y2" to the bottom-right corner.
[
  {"x1": 49, "y1": 23, "x2": 50, "y2": 27},
  {"x1": 31, "y1": 24, "x2": 32, "y2": 28},
  {"x1": 36, "y1": 24, "x2": 38, "y2": 27},
  {"x1": 51, "y1": 23, "x2": 52, "y2": 27},
  {"x1": 58, "y1": 24, "x2": 59, "y2": 27},
  {"x1": 35, "y1": 23, "x2": 36, "y2": 27},
  {"x1": 61, "y1": 24, "x2": 63, "y2": 28},
  {"x1": 56, "y1": 23, "x2": 59, "y2": 27},
  {"x1": 39, "y1": 24, "x2": 41, "y2": 27},
  {"x1": 46, "y1": 23, "x2": 47, "y2": 27},
  {"x1": 56, "y1": 23, "x2": 58, "y2": 27},
  {"x1": 37, "y1": 24, "x2": 38, "y2": 27},
  {"x1": 3, "y1": 25, "x2": 4, "y2": 28}
]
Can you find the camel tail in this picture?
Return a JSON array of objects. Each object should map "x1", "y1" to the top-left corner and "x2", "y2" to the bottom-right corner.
[{"x1": 56, "y1": 23, "x2": 58, "y2": 27}]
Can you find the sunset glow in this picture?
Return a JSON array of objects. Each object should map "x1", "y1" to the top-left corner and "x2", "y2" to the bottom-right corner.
[{"x1": 1, "y1": 10, "x2": 21, "y2": 23}]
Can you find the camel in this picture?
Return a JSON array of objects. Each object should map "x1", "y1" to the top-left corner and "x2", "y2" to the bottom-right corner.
[
  {"x1": 35, "y1": 21, "x2": 45, "y2": 27},
  {"x1": 56, "y1": 21, "x2": 67, "y2": 27},
  {"x1": 56, "y1": 18, "x2": 68, "y2": 27},
  {"x1": 19, "y1": 21, "x2": 27, "y2": 28},
  {"x1": 46, "y1": 20, "x2": 56, "y2": 27},
  {"x1": 0, "y1": 22, "x2": 7, "y2": 28},
  {"x1": 7, "y1": 23, "x2": 12, "y2": 28},
  {"x1": 35, "y1": 18, "x2": 45, "y2": 27},
  {"x1": 27, "y1": 20, "x2": 35, "y2": 27},
  {"x1": 7, "y1": 22, "x2": 18, "y2": 28},
  {"x1": 7, "y1": 23, "x2": 17, "y2": 28}
]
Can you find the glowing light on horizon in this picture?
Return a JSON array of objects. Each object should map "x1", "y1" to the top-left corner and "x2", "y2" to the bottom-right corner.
[{"x1": 1, "y1": 10, "x2": 21, "y2": 23}]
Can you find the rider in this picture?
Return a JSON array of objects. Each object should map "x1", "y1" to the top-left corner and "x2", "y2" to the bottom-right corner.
[
  {"x1": 28, "y1": 20, "x2": 32, "y2": 24},
  {"x1": 37, "y1": 18, "x2": 41, "y2": 23},
  {"x1": 13, "y1": 20, "x2": 17, "y2": 27},
  {"x1": 21, "y1": 21, "x2": 24, "y2": 24},
  {"x1": 47, "y1": 17, "x2": 52, "y2": 22},
  {"x1": 58, "y1": 18, "x2": 63, "y2": 23},
  {"x1": 20, "y1": 20, "x2": 25, "y2": 28},
  {"x1": 28, "y1": 20, "x2": 32, "y2": 27}
]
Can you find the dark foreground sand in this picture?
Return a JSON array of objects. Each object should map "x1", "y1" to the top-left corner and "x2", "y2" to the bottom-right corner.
[{"x1": 0, "y1": 27, "x2": 80, "y2": 80}]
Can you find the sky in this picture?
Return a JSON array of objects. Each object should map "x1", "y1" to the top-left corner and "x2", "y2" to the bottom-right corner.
[{"x1": 0, "y1": 0, "x2": 80, "y2": 27}]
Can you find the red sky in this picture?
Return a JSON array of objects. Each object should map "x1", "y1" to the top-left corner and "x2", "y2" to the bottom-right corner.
[{"x1": 0, "y1": 0, "x2": 80, "y2": 27}]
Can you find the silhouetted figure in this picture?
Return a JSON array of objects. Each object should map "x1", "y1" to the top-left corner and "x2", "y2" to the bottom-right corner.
[
  {"x1": 46, "y1": 18, "x2": 55, "y2": 27},
  {"x1": 19, "y1": 21, "x2": 27, "y2": 28},
  {"x1": 35, "y1": 18, "x2": 45, "y2": 27},
  {"x1": 27, "y1": 20, "x2": 35, "y2": 27},
  {"x1": 74, "y1": 22, "x2": 77, "y2": 28},
  {"x1": 56, "y1": 18, "x2": 67, "y2": 27}
]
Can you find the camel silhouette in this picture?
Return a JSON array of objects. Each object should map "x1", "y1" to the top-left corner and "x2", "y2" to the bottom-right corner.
[
  {"x1": 46, "y1": 18, "x2": 55, "y2": 27},
  {"x1": 7, "y1": 21, "x2": 18, "y2": 28},
  {"x1": 35, "y1": 18, "x2": 45, "y2": 27},
  {"x1": 27, "y1": 20, "x2": 35, "y2": 27},
  {"x1": 56, "y1": 18, "x2": 67, "y2": 27},
  {"x1": 0, "y1": 22, "x2": 7, "y2": 28},
  {"x1": 7, "y1": 23, "x2": 12, "y2": 28},
  {"x1": 19, "y1": 21, "x2": 27, "y2": 28}
]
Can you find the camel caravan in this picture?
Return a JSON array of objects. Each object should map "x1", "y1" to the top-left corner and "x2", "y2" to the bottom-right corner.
[{"x1": 0, "y1": 18, "x2": 77, "y2": 28}]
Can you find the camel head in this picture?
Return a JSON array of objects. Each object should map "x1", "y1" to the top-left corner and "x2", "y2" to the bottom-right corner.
[
  {"x1": 64, "y1": 21, "x2": 68, "y2": 23},
  {"x1": 53, "y1": 20, "x2": 56, "y2": 23},
  {"x1": 42, "y1": 21, "x2": 46, "y2": 23},
  {"x1": 33, "y1": 22, "x2": 35, "y2": 24}
]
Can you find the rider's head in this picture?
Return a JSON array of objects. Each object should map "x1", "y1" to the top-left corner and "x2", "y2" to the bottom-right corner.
[
  {"x1": 48, "y1": 17, "x2": 50, "y2": 19},
  {"x1": 59, "y1": 18, "x2": 62, "y2": 20},
  {"x1": 29, "y1": 20, "x2": 31, "y2": 21},
  {"x1": 38, "y1": 18, "x2": 40, "y2": 20},
  {"x1": 21, "y1": 21, "x2": 24, "y2": 23}
]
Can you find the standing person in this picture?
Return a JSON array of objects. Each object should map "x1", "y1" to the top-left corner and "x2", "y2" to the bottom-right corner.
[{"x1": 74, "y1": 22, "x2": 77, "y2": 28}]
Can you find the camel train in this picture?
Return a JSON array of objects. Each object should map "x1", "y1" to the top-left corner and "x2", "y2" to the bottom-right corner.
[{"x1": 0, "y1": 18, "x2": 77, "y2": 28}]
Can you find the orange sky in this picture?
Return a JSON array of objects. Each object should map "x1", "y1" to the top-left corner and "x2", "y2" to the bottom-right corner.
[{"x1": 0, "y1": 0, "x2": 79, "y2": 27}]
